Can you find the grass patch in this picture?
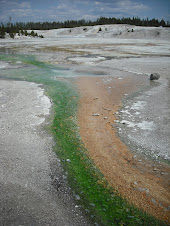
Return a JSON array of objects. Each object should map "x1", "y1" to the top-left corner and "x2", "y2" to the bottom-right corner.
[{"x1": 0, "y1": 54, "x2": 166, "y2": 225}]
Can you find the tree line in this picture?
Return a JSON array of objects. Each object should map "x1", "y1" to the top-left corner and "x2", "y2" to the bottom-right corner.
[
  {"x1": 0, "y1": 16, "x2": 169, "y2": 39},
  {"x1": 0, "y1": 17, "x2": 44, "y2": 39}
]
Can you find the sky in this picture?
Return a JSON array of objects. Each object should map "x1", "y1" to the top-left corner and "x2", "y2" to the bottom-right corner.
[{"x1": 0, "y1": 0, "x2": 170, "y2": 23}]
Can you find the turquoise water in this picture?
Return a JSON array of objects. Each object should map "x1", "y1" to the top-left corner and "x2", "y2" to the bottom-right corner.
[
  {"x1": 0, "y1": 54, "x2": 72, "y2": 80},
  {"x1": 0, "y1": 53, "x2": 96, "y2": 81}
]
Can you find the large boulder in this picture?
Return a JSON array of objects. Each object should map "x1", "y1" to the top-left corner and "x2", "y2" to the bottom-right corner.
[{"x1": 150, "y1": 73, "x2": 160, "y2": 80}]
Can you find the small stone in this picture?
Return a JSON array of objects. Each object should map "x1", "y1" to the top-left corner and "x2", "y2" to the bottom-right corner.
[
  {"x1": 153, "y1": 168, "x2": 157, "y2": 171},
  {"x1": 90, "y1": 203, "x2": 95, "y2": 207},
  {"x1": 75, "y1": 194, "x2": 81, "y2": 200},
  {"x1": 150, "y1": 73, "x2": 160, "y2": 80},
  {"x1": 146, "y1": 189, "x2": 149, "y2": 193},
  {"x1": 104, "y1": 117, "x2": 107, "y2": 119},
  {"x1": 165, "y1": 206, "x2": 170, "y2": 211},
  {"x1": 92, "y1": 114, "x2": 100, "y2": 116},
  {"x1": 63, "y1": 175, "x2": 67, "y2": 179},
  {"x1": 114, "y1": 120, "x2": 119, "y2": 123},
  {"x1": 94, "y1": 223, "x2": 99, "y2": 226},
  {"x1": 66, "y1": 159, "x2": 71, "y2": 163},
  {"x1": 152, "y1": 199, "x2": 156, "y2": 204}
]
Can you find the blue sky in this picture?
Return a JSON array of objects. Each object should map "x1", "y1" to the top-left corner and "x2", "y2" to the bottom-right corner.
[{"x1": 0, "y1": 0, "x2": 170, "y2": 23}]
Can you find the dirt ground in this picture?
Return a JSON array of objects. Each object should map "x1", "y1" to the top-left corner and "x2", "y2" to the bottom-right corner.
[{"x1": 76, "y1": 75, "x2": 170, "y2": 223}]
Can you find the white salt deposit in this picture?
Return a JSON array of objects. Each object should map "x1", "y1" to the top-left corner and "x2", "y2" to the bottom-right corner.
[
  {"x1": 137, "y1": 121, "x2": 155, "y2": 131},
  {"x1": 120, "y1": 110, "x2": 131, "y2": 115},
  {"x1": 68, "y1": 56, "x2": 106, "y2": 64},
  {"x1": 131, "y1": 101, "x2": 147, "y2": 110},
  {"x1": 0, "y1": 62, "x2": 8, "y2": 69},
  {"x1": 120, "y1": 120, "x2": 155, "y2": 131}
]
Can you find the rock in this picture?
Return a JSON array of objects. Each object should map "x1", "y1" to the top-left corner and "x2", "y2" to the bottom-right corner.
[
  {"x1": 98, "y1": 27, "x2": 102, "y2": 32},
  {"x1": 92, "y1": 114, "x2": 100, "y2": 116},
  {"x1": 114, "y1": 120, "x2": 119, "y2": 123},
  {"x1": 128, "y1": 216, "x2": 134, "y2": 219},
  {"x1": 152, "y1": 199, "x2": 156, "y2": 204},
  {"x1": 150, "y1": 73, "x2": 160, "y2": 80},
  {"x1": 94, "y1": 223, "x2": 99, "y2": 226},
  {"x1": 165, "y1": 206, "x2": 170, "y2": 211},
  {"x1": 90, "y1": 203, "x2": 95, "y2": 207},
  {"x1": 74, "y1": 194, "x2": 81, "y2": 200}
]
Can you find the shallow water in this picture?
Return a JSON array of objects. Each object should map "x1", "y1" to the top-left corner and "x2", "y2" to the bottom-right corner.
[{"x1": 0, "y1": 53, "x2": 97, "y2": 82}]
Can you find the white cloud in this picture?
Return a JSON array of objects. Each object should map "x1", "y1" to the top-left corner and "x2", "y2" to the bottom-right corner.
[
  {"x1": 19, "y1": 2, "x2": 31, "y2": 9},
  {"x1": 0, "y1": 0, "x2": 150, "y2": 22},
  {"x1": 95, "y1": 1, "x2": 101, "y2": 5},
  {"x1": 56, "y1": 3, "x2": 68, "y2": 10},
  {"x1": 0, "y1": 0, "x2": 33, "y2": 21},
  {"x1": 81, "y1": 14, "x2": 99, "y2": 20},
  {"x1": 116, "y1": 0, "x2": 149, "y2": 12},
  {"x1": 92, "y1": 0, "x2": 149, "y2": 16}
]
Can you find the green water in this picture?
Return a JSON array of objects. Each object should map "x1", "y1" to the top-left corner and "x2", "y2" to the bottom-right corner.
[
  {"x1": 0, "y1": 54, "x2": 79, "y2": 80},
  {"x1": 0, "y1": 53, "x2": 166, "y2": 226}
]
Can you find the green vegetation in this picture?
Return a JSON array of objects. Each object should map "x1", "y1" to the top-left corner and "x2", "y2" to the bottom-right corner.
[
  {"x1": 0, "y1": 18, "x2": 43, "y2": 39},
  {"x1": 0, "y1": 54, "x2": 166, "y2": 225}
]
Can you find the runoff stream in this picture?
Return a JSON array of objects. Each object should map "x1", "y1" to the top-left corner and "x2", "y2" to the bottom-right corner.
[
  {"x1": 0, "y1": 54, "x2": 95, "y2": 226},
  {"x1": 0, "y1": 53, "x2": 166, "y2": 226}
]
